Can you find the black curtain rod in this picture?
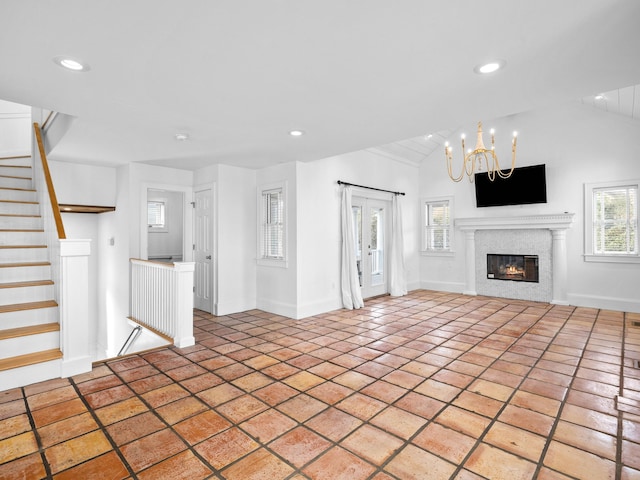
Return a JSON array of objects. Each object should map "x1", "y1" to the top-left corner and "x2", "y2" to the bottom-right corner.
[{"x1": 337, "y1": 180, "x2": 405, "y2": 196}]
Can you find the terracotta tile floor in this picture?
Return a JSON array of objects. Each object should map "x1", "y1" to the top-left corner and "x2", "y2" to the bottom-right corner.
[{"x1": 1, "y1": 290, "x2": 640, "y2": 479}]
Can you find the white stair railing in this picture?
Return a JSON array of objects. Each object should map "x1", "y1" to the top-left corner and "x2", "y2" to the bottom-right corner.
[{"x1": 129, "y1": 259, "x2": 195, "y2": 348}]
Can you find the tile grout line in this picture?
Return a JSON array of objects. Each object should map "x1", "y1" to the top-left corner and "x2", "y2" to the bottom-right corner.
[
  {"x1": 191, "y1": 293, "x2": 486, "y2": 478},
  {"x1": 444, "y1": 303, "x2": 576, "y2": 478},
  {"x1": 67, "y1": 374, "x2": 139, "y2": 479},
  {"x1": 531, "y1": 308, "x2": 604, "y2": 479},
  {"x1": 103, "y1": 353, "x2": 227, "y2": 479},
  {"x1": 21, "y1": 385, "x2": 54, "y2": 479},
  {"x1": 616, "y1": 312, "x2": 628, "y2": 480}
]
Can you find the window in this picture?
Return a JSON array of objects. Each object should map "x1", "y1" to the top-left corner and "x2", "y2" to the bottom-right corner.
[
  {"x1": 423, "y1": 197, "x2": 454, "y2": 254},
  {"x1": 147, "y1": 200, "x2": 166, "y2": 230},
  {"x1": 585, "y1": 180, "x2": 639, "y2": 263},
  {"x1": 258, "y1": 182, "x2": 287, "y2": 265}
]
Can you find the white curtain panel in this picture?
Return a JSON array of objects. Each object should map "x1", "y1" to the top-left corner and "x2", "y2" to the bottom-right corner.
[
  {"x1": 389, "y1": 194, "x2": 408, "y2": 297},
  {"x1": 341, "y1": 186, "x2": 364, "y2": 310}
]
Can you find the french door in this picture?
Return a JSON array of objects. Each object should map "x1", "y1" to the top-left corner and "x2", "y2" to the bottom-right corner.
[{"x1": 351, "y1": 197, "x2": 388, "y2": 299}]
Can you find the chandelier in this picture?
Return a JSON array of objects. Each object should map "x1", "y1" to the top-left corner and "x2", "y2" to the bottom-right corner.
[{"x1": 445, "y1": 122, "x2": 517, "y2": 182}]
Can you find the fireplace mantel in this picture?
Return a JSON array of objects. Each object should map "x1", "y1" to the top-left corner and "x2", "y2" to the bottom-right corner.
[
  {"x1": 455, "y1": 213, "x2": 575, "y2": 231},
  {"x1": 454, "y1": 213, "x2": 575, "y2": 304}
]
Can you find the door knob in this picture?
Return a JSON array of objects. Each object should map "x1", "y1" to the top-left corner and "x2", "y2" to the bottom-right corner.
[{"x1": 205, "y1": 255, "x2": 212, "y2": 259}]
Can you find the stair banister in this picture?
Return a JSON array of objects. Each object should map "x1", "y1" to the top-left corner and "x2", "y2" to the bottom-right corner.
[{"x1": 32, "y1": 119, "x2": 92, "y2": 378}]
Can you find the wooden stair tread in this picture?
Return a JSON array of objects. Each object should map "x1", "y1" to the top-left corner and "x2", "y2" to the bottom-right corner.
[
  {"x1": 0, "y1": 300, "x2": 58, "y2": 313},
  {"x1": 0, "y1": 262, "x2": 50, "y2": 268},
  {"x1": 0, "y1": 165, "x2": 31, "y2": 169},
  {"x1": 0, "y1": 322, "x2": 59, "y2": 340},
  {"x1": 0, "y1": 174, "x2": 31, "y2": 180},
  {"x1": 0, "y1": 245, "x2": 47, "y2": 249},
  {"x1": 0, "y1": 214, "x2": 41, "y2": 218},
  {"x1": 0, "y1": 349, "x2": 62, "y2": 372},
  {"x1": 0, "y1": 155, "x2": 30, "y2": 160},
  {"x1": 0, "y1": 200, "x2": 38, "y2": 204},
  {"x1": 0, "y1": 187, "x2": 35, "y2": 192},
  {"x1": 0, "y1": 229, "x2": 44, "y2": 232},
  {"x1": 0, "y1": 280, "x2": 54, "y2": 289}
]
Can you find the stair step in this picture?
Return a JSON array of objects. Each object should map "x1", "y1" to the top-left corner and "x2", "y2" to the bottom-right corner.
[
  {"x1": 0, "y1": 187, "x2": 37, "y2": 203},
  {"x1": 0, "y1": 200, "x2": 39, "y2": 215},
  {"x1": 0, "y1": 165, "x2": 32, "y2": 174},
  {"x1": 0, "y1": 322, "x2": 59, "y2": 340},
  {"x1": 0, "y1": 300, "x2": 58, "y2": 329},
  {"x1": 0, "y1": 299, "x2": 58, "y2": 314},
  {"x1": 0, "y1": 176, "x2": 32, "y2": 190},
  {"x1": 0, "y1": 279, "x2": 54, "y2": 289},
  {"x1": 0, "y1": 327, "x2": 59, "y2": 360},
  {"x1": 0, "y1": 155, "x2": 30, "y2": 164},
  {"x1": 0, "y1": 245, "x2": 48, "y2": 262},
  {"x1": 0, "y1": 229, "x2": 45, "y2": 245},
  {"x1": 0, "y1": 214, "x2": 42, "y2": 229},
  {"x1": 0, "y1": 282, "x2": 53, "y2": 304},
  {"x1": 0, "y1": 263, "x2": 51, "y2": 283},
  {"x1": 0, "y1": 348, "x2": 62, "y2": 372}
]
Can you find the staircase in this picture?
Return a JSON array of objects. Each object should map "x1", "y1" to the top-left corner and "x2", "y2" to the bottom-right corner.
[{"x1": 0, "y1": 154, "x2": 62, "y2": 389}]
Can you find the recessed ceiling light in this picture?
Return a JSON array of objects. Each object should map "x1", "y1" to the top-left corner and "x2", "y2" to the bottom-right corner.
[
  {"x1": 289, "y1": 130, "x2": 305, "y2": 137},
  {"x1": 474, "y1": 60, "x2": 506, "y2": 75},
  {"x1": 53, "y1": 56, "x2": 90, "y2": 72},
  {"x1": 594, "y1": 94, "x2": 605, "y2": 100},
  {"x1": 174, "y1": 133, "x2": 190, "y2": 141}
]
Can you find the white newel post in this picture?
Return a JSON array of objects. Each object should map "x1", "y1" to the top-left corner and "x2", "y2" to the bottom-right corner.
[
  {"x1": 59, "y1": 239, "x2": 92, "y2": 377},
  {"x1": 174, "y1": 262, "x2": 196, "y2": 348},
  {"x1": 464, "y1": 230, "x2": 477, "y2": 296},
  {"x1": 550, "y1": 229, "x2": 569, "y2": 305}
]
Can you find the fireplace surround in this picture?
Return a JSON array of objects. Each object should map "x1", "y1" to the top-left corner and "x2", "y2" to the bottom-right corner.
[{"x1": 455, "y1": 213, "x2": 575, "y2": 303}]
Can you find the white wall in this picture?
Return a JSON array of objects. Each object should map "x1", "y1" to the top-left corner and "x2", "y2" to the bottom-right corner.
[
  {"x1": 195, "y1": 164, "x2": 257, "y2": 316},
  {"x1": 256, "y1": 162, "x2": 298, "y2": 317},
  {"x1": 295, "y1": 150, "x2": 420, "y2": 318},
  {"x1": 0, "y1": 100, "x2": 30, "y2": 156},
  {"x1": 49, "y1": 160, "x2": 118, "y2": 358},
  {"x1": 419, "y1": 103, "x2": 640, "y2": 312}
]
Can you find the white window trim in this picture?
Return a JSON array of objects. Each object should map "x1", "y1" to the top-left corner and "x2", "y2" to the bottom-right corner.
[
  {"x1": 257, "y1": 181, "x2": 288, "y2": 268},
  {"x1": 421, "y1": 195, "x2": 455, "y2": 256},
  {"x1": 147, "y1": 198, "x2": 168, "y2": 233},
  {"x1": 584, "y1": 179, "x2": 640, "y2": 264}
]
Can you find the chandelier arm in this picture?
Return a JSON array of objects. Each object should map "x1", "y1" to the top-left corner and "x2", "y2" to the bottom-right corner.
[{"x1": 446, "y1": 150, "x2": 466, "y2": 182}]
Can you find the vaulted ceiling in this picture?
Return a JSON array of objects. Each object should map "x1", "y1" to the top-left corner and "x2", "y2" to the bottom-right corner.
[{"x1": 1, "y1": 1, "x2": 639, "y2": 170}]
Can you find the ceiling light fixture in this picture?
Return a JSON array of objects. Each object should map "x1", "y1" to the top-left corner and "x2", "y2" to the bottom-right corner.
[
  {"x1": 444, "y1": 122, "x2": 517, "y2": 182},
  {"x1": 289, "y1": 130, "x2": 305, "y2": 137},
  {"x1": 474, "y1": 60, "x2": 506, "y2": 75},
  {"x1": 53, "y1": 56, "x2": 90, "y2": 72},
  {"x1": 594, "y1": 94, "x2": 605, "y2": 100},
  {"x1": 174, "y1": 133, "x2": 189, "y2": 141}
]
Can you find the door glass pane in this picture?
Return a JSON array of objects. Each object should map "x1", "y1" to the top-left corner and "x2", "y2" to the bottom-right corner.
[
  {"x1": 370, "y1": 206, "x2": 384, "y2": 286},
  {"x1": 352, "y1": 205, "x2": 363, "y2": 286}
]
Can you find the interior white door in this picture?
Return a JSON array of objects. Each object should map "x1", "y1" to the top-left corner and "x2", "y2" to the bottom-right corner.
[
  {"x1": 194, "y1": 188, "x2": 213, "y2": 312},
  {"x1": 352, "y1": 197, "x2": 388, "y2": 299}
]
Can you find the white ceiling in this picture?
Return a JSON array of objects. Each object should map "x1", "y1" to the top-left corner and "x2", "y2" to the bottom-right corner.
[{"x1": 1, "y1": 1, "x2": 639, "y2": 171}]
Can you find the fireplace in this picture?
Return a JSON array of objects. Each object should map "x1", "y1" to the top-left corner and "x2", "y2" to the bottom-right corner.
[
  {"x1": 487, "y1": 254, "x2": 539, "y2": 282},
  {"x1": 455, "y1": 213, "x2": 575, "y2": 304}
]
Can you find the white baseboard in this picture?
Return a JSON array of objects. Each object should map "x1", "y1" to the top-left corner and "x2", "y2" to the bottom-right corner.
[
  {"x1": 420, "y1": 280, "x2": 465, "y2": 293},
  {"x1": 61, "y1": 356, "x2": 92, "y2": 377},
  {"x1": 216, "y1": 297, "x2": 257, "y2": 317},
  {"x1": 566, "y1": 293, "x2": 640, "y2": 313}
]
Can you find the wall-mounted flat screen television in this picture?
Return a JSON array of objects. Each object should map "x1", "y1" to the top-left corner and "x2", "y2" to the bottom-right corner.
[{"x1": 475, "y1": 164, "x2": 547, "y2": 207}]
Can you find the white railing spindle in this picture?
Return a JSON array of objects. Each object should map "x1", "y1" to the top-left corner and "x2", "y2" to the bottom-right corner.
[{"x1": 129, "y1": 259, "x2": 195, "y2": 348}]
